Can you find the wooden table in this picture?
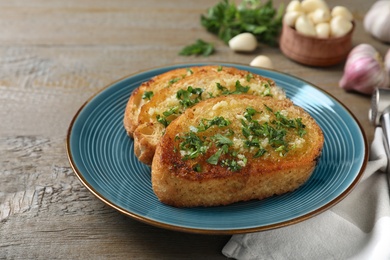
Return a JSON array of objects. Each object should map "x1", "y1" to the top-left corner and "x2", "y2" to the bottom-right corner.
[{"x1": 0, "y1": 0, "x2": 387, "y2": 258}]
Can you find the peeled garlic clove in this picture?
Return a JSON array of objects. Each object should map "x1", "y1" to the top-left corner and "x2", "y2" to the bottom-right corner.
[
  {"x1": 315, "y1": 23, "x2": 330, "y2": 38},
  {"x1": 330, "y1": 16, "x2": 353, "y2": 37},
  {"x1": 331, "y1": 6, "x2": 354, "y2": 21},
  {"x1": 284, "y1": 11, "x2": 303, "y2": 27},
  {"x1": 250, "y1": 55, "x2": 274, "y2": 69},
  {"x1": 286, "y1": 0, "x2": 303, "y2": 13},
  {"x1": 339, "y1": 44, "x2": 390, "y2": 95},
  {"x1": 301, "y1": 0, "x2": 329, "y2": 13},
  {"x1": 228, "y1": 33, "x2": 257, "y2": 52},
  {"x1": 295, "y1": 15, "x2": 317, "y2": 37},
  {"x1": 308, "y1": 8, "x2": 331, "y2": 24}
]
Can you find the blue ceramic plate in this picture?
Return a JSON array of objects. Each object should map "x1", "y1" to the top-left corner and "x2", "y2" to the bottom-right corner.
[{"x1": 66, "y1": 63, "x2": 368, "y2": 234}]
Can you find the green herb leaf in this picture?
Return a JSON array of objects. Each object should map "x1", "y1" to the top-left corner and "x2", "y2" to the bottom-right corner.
[
  {"x1": 207, "y1": 148, "x2": 224, "y2": 165},
  {"x1": 179, "y1": 39, "x2": 215, "y2": 57},
  {"x1": 254, "y1": 147, "x2": 267, "y2": 158},
  {"x1": 176, "y1": 86, "x2": 204, "y2": 108},
  {"x1": 179, "y1": 132, "x2": 209, "y2": 160},
  {"x1": 216, "y1": 81, "x2": 250, "y2": 95},
  {"x1": 197, "y1": 116, "x2": 231, "y2": 132},
  {"x1": 142, "y1": 91, "x2": 154, "y2": 100},
  {"x1": 246, "y1": 73, "x2": 254, "y2": 82},
  {"x1": 231, "y1": 80, "x2": 250, "y2": 94},
  {"x1": 220, "y1": 158, "x2": 243, "y2": 172},
  {"x1": 168, "y1": 77, "x2": 181, "y2": 87},
  {"x1": 212, "y1": 133, "x2": 233, "y2": 146},
  {"x1": 193, "y1": 163, "x2": 202, "y2": 172},
  {"x1": 156, "y1": 106, "x2": 180, "y2": 127}
]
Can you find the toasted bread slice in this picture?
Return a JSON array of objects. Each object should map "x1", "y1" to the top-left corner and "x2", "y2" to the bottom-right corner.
[
  {"x1": 152, "y1": 95, "x2": 324, "y2": 207},
  {"x1": 124, "y1": 67, "x2": 202, "y2": 137},
  {"x1": 133, "y1": 66, "x2": 286, "y2": 165}
]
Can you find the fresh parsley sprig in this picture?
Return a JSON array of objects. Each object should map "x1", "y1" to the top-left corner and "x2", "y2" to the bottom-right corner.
[
  {"x1": 179, "y1": 39, "x2": 215, "y2": 57},
  {"x1": 200, "y1": 0, "x2": 284, "y2": 46}
]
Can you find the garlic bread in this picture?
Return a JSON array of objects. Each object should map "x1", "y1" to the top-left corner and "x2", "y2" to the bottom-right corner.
[
  {"x1": 152, "y1": 94, "x2": 324, "y2": 207},
  {"x1": 133, "y1": 65, "x2": 286, "y2": 165}
]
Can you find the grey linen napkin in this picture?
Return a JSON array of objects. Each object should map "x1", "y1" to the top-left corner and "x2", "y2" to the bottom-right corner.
[{"x1": 223, "y1": 127, "x2": 390, "y2": 260}]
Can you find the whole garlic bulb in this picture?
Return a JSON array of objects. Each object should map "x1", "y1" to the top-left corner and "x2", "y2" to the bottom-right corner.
[
  {"x1": 364, "y1": 1, "x2": 390, "y2": 43},
  {"x1": 339, "y1": 44, "x2": 390, "y2": 95}
]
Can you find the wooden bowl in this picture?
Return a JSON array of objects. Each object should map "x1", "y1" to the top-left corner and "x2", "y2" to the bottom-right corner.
[{"x1": 279, "y1": 22, "x2": 354, "y2": 67}]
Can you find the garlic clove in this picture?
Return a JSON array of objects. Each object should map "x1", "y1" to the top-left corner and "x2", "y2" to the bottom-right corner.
[
  {"x1": 295, "y1": 15, "x2": 317, "y2": 37},
  {"x1": 250, "y1": 55, "x2": 274, "y2": 69},
  {"x1": 284, "y1": 11, "x2": 303, "y2": 27},
  {"x1": 228, "y1": 33, "x2": 258, "y2": 52},
  {"x1": 286, "y1": 0, "x2": 303, "y2": 13},
  {"x1": 331, "y1": 6, "x2": 354, "y2": 21},
  {"x1": 339, "y1": 44, "x2": 390, "y2": 95},
  {"x1": 301, "y1": 0, "x2": 329, "y2": 13},
  {"x1": 315, "y1": 23, "x2": 330, "y2": 38},
  {"x1": 308, "y1": 8, "x2": 331, "y2": 24},
  {"x1": 330, "y1": 16, "x2": 353, "y2": 37}
]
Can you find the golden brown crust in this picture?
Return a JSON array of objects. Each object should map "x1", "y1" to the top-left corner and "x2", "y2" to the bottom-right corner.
[
  {"x1": 133, "y1": 65, "x2": 286, "y2": 165},
  {"x1": 152, "y1": 95, "x2": 324, "y2": 207},
  {"x1": 123, "y1": 67, "x2": 203, "y2": 137}
]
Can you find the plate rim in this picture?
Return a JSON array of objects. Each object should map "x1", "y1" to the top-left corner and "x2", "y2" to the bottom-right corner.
[{"x1": 66, "y1": 61, "x2": 369, "y2": 235}]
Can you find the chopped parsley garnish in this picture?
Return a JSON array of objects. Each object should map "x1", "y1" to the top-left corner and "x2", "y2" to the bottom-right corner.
[
  {"x1": 156, "y1": 115, "x2": 169, "y2": 127},
  {"x1": 273, "y1": 111, "x2": 306, "y2": 137},
  {"x1": 262, "y1": 83, "x2": 273, "y2": 97},
  {"x1": 193, "y1": 163, "x2": 202, "y2": 172},
  {"x1": 244, "y1": 107, "x2": 261, "y2": 121},
  {"x1": 246, "y1": 73, "x2": 254, "y2": 82},
  {"x1": 254, "y1": 147, "x2": 267, "y2": 158},
  {"x1": 142, "y1": 91, "x2": 154, "y2": 100},
  {"x1": 212, "y1": 133, "x2": 233, "y2": 146},
  {"x1": 216, "y1": 80, "x2": 250, "y2": 95},
  {"x1": 168, "y1": 77, "x2": 181, "y2": 87},
  {"x1": 207, "y1": 134, "x2": 232, "y2": 165},
  {"x1": 156, "y1": 87, "x2": 204, "y2": 127},
  {"x1": 197, "y1": 116, "x2": 231, "y2": 132},
  {"x1": 221, "y1": 158, "x2": 244, "y2": 172},
  {"x1": 240, "y1": 104, "x2": 307, "y2": 156},
  {"x1": 179, "y1": 39, "x2": 215, "y2": 57},
  {"x1": 176, "y1": 86, "x2": 204, "y2": 108},
  {"x1": 178, "y1": 132, "x2": 209, "y2": 160},
  {"x1": 175, "y1": 105, "x2": 307, "y2": 172},
  {"x1": 207, "y1": 147, "x2": 225, "y2": 165},
  {"x1": 156, "y1": 106, "x2": 180, "y2": 127}
]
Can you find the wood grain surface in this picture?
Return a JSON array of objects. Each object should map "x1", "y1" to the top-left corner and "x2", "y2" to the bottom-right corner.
[{"x1": 0, "y1": 0, "x2": 387, "y2": 259}]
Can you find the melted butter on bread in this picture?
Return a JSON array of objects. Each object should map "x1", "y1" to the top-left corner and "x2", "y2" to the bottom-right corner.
[
  {"x1": 133, "y1": 66, "x2": 287, "y2": 165},
  {"x1": 152, "y1": 95, "x2": 324, "y2": 207}
]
